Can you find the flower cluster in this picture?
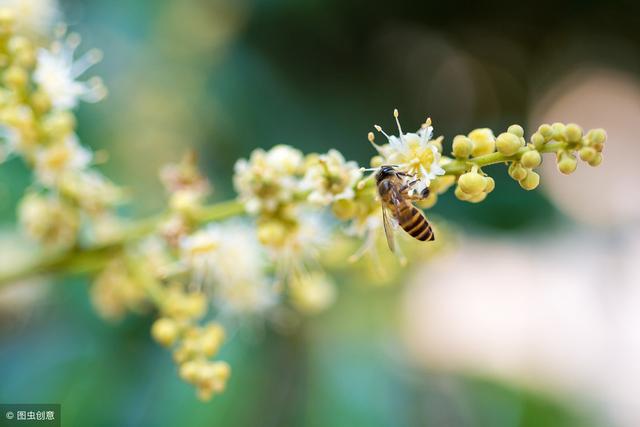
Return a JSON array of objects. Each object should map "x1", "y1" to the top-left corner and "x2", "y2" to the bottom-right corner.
[
  {"x1": 0, "y1": 1, "x2": 608, "y2": 404},
  {"x1": 0, "y1": 2, "x2": 119, "y2": 250}
]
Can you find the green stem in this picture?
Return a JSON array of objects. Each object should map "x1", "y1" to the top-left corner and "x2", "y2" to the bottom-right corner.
[
  {"x1": 442, "y1": 140, "x2": 567, "y2": 175},
  {"x1": 0, "y1": 199, "x2": 245, "y2": 287}
]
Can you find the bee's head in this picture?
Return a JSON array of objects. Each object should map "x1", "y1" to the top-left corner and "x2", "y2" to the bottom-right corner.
[{"x1": 375, "y1": 165, "x2": 397, "y2": 182}]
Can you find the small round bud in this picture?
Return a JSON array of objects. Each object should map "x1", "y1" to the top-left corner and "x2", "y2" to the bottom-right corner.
[
  {"x1": 520, "y1": 150, "x2": 542, "y2": 169},
  {"x1": 590, "y1": 128, "x2": 607, "y2": 145},
  {"x1": 370, "y1": 155, "x2": 384, "y2": 168},
  {"x1": 179, "y1": 360, "x2": 201, "y2": 383},
  {"x1": 508, "y1": 162, "x2": 528, "y2": 181},
  {"x1": 3, "y1": 66, "x2": 27, "y2": 88},
  {"x1": 507, "y1": 124, "x2": 524, "y2": 137},
  {"x1": 468, "y1": 192, "x2": 487, "y2": 203},
  {"x1": 452, "y1": 135, "x2": 473, "y2": 158},
  {"x1": 551, "y1": 122, "x2": 566, "y2": 140},
  {"x1": 579, "y1": 147, "x2": 596, "y2": 162},
  {"x1": 565, "y1": 123, "x2": 583, "y2": 143},
  {"x1": 588, "y1": 152, "x2": 603, "y2": 167},
  {"x1": 331, "y1": 199, "x2": 356, "y2": 220},
  {"x1": 496, "y1": 132, "x2": 522, "y2": 156},
  {"x1": 530, "y1": 132, "x2": 545, "y2": 150},
  {"x1": 538, "y1": 124, "x2": 553, "y2": 140},
  {"x1": 468, "y1": 128, "x2": 496, "y2": 157},
  {"x1": 257, "y1": 220, "x2": 287, "y2": 247},
  {"x1": 454, "y1": 185, "x2": 471, "y2": 201},
  {"x1": 483, "y1": 176, "x2": 495, "y2": 193},
  {"x1": 458, "y1": 171, "x2": 486, "y2": 196},
  {"x1": 151, "y1": 318, "x2": 179, "y2": 347},
  {"x1": 557, "y1": 152, "x2": 577, "y2": 175},
  {"x1": 519, "y1": 171, "x2": 540, "y2": 190}
]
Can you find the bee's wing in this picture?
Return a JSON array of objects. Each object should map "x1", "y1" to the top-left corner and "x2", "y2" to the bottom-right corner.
[{"x1": 381, "y1": 202, "x2": 397, "y2": 253}]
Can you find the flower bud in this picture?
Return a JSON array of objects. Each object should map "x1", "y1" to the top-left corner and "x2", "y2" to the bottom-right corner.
[
  {"x1": 538, "y1": 124, "x2": 553, "y2": 140},
  {"x1": 519, "y1": 171, "x2": 540, "y2": 190},
  {"x1": 508, "y1": 162, "x2": 527, "y2": 181},
  {"x1": 468, "y1": 192, "x2": 487, "y2": 203},
  {"x1": 458, "y1": 171, "x2": 486, "y2": 196},
  {"x1": 588, "y1": 152, "x2": 603, "y2": 167},
  {"x1": 452, "y1": 135, "x2": 473, "y2": 158},
  {"x1": 454, "y1": 185, "x2": 471, "y2": 201},
  {"x1": 589, "y1": 128, "x2": 607, "y2": 145},
  {"x1": 3, "y1": 66, "x2": 27, "y2": 88},
  {"x1": 496, "y1": 132, "x2": 522, "y2": 156},
  {"x1": 551, "y1": 122, "x2": 566, "y2": 140},
  {"x1": 520, "y1": 150, "x2": 542, "y2": 169},
  {"x1": 257, "y1": 220, "x2": 287, "y2": 247},
  {"x1": 565, "y1": 123, "x2": 583, "y2": 143},
  {"x1": 579, "y1": 146, "x2": 596, "y2": 162},
  {"x1": 530, "y1": 132, "x2": 545, "y2": 150},
  {"x1": 370, "y1": 155, "x2": 384, "y2": 168},
  {"x1": 42, "y1": 111, "x2": 76, "y2": 139},
  {"x1": 557, "y1": 152, "x2": 577, "y2": 175},
  {"x1": 507, "y1": 124, "x2": 524, "y2": 137},
  {"x1": 468, "y1": 128, "x2": 496, "y2": 157},
  {"x1": 151, "y1": 317, "x2": 179, "y2": 347},
  {"x1": 483, "y1": 176, "x2": 495, "y2": 193},
  {"x1": 331, "y1": 199, "x2": 357, "y2": 220}
]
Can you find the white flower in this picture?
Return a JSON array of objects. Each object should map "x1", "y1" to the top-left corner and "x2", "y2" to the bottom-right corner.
[
  {"x1": 301, "y1": 149, "x2": 362, "y2": 206},
  {"x1": 372, "y1": 110, "x2": 445, "y2": 192},
  {"x1": 34, "y1": 33, "x2": 106, "y2": 111},
  {"x1": 34, "y1": 134, "x2": 92, "y2": 187},
  {"x1": 0, "y1": 0, "x2": 60, "y2": 36},
  {"x1": 233, "y1": 145, "x2": 304, "y2": 214},
  {"x1": 180, "y1": 222, "x2": 277, "y2": 315}
]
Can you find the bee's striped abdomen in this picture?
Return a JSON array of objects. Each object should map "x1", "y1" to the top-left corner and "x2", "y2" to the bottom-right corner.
[{"x1": 397, "y1": 203, "x2": 435, "y2": 242}]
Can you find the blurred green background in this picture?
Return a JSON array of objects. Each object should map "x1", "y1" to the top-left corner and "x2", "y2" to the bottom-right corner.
[{"x1": 3, "y1": 0, "x2": 640, "y2": 425}]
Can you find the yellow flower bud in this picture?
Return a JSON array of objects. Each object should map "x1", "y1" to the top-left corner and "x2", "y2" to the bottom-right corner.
[
  {"x1": 507, "y1": 124, "x2": 524, "y2": 137},
  {"x1": 557, "y1": 152, "x2": 577, "y2": 175},
  {"x1": 519, "y1": 171, "x2": 540, "y2": 190},
  {"x1": 520, "y1": 150, "x2": 542, "y2": 169},
  {"x1": 31, "y1": 90, "x2": 51, "y2": 114},
  {"x1": 452, "y1": 135, "x2": 473, "y2": 158},
  {"x1": 496, "y1": 132, "x2": 522, "y2": 156},
  {"x1": 508, "y1": 162, "x2": 527, "y2": 181},
  {"x1": 42, "y1": 111, "x2": 76, "y2": 139},
  {"x1": 257, "y1": 220, "x2": 287, "y2": 247},
  {"x1": 151, "y1": 317, "x2": 179, "y2": 347},
  {"x1": 483, "y1": 176, "x2": 495, "y2": 193},
  {"x1": 431, "y1": 136, "x2": 443, "y2": 153},
  {"x1": 454, "y1": 185, "x2": 471, "y2": 201},
  {"x1": 468, "y1": 192, "x2": 487, "y2": 203},
  {"x1": 458, "y1": 171, "x2": 486, "y2": 196},
  {"x1": 531, "y1": 132, "x2": 545, "y2": 150},
  {"x1": 331, "y1": 198, "x2": 357, "y2": 220},
  {"x1": 551, "y1": 122, "x2": 566, "y2": 140},
  {"x1": 179, "y1": 360, "x2": 201, "y2": 383},
  {"x1": 538, "y1": 124, "x2": 553, "y2": 140},
  {"x1": 588, "y1": 152, "x2": 603, "y2": 167},
  {"x1": 579, "y1": 146, "x2": 596, "y2": 162},
  {"x1": 468, "y1": 128, "x2": 496, "y2": 157},
  {"x1": 200, "y1": 323, "x2": 225, "y2": 357},
  {"x1": 3, "y1": 66, "x2": 27, "y2": 88},
  {"x1": 565, "y1": 123, "x2": 583, "y2": 143},
  {"x1": 589, "y1": 128, "x2": 606, "y2": 145},
  {"x1": 370, "y1": 155, "x2": 384, "y2": 168}
]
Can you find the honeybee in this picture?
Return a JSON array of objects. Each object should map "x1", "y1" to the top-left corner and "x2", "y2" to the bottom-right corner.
[{"x1": 375, "y1": 165, "x2": 435, "y2": 253}]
